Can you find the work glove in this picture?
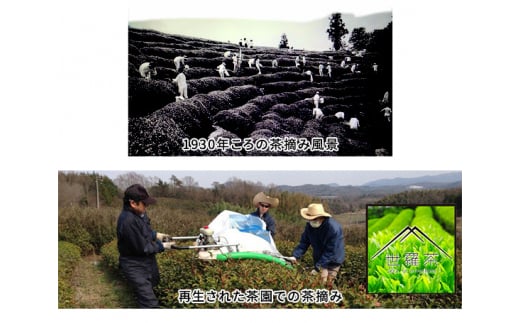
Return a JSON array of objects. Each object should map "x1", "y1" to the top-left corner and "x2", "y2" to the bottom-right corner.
[
  {"x1": 162, "y1": 241, "x2": 176, "y2": 250},
  {"x1": 286, "y1": 256, "x2": 297, "y2": 264},
  {"x1": 310, "y1": 269, "x2": 319, "y2": 276},
  {"x1": 156, "y1": 232, "x2": 171, "y2": 242}
]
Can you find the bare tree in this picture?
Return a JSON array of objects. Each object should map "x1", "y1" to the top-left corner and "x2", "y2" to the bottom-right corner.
[
  {"x1": 182, "y1": 176, "x2": 199, "y2": 188},
  {"x1": 113, "y1": 171, "x2": 151, "y2": 190}
]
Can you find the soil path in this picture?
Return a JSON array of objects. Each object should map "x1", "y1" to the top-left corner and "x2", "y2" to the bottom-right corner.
[{"x1": 71, "y1": 254, "x2": 135, "y2": 308}]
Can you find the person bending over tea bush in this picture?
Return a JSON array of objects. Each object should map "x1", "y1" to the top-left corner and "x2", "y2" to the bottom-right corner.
[
  {"x1": 288, "y1": 203, "x2": 345, "y2": 285},
  {"x1": 139, "y1": 62, "x2": 157, "y2": 81}
]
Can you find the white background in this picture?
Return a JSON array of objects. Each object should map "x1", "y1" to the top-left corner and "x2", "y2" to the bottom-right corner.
[{"x1": 1, "y1": 0, "x2": 519, "y2": 321}]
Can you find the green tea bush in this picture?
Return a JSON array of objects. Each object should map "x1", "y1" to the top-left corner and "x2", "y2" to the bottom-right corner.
[
  {"x1": 385, "y1": 208, "x2": 414, "y2": 234},
  {"x1": 100, "y1": 239, "x2": 375, "y2": 308},
  {"x1": 58, "y1": 206, "x2": 118, "y2": 254},
  {"x1": 367, "y1": 218, "x2": 379, "y2": 227},
  {"x1": 102, "y1": 242, "x2": 347, "y2": 308},
  {"x1": 98, "y1": 218, "x2": 460, "y2": 308},
  {"x1": 433, "y1": 206, "x2": 455, "y2": 235},
  {"x1": 100, "y1": 239, "x2": 120, "y2": 273},
  {"x1": 58, "y1": 241, "x2": 82, "y2": 308},
  {"x1": 368, "y1": 212, "x2": 398, "y2": 235},
  {"x1": 411, "y1": 206, "x2": 453, "y2": 242}
]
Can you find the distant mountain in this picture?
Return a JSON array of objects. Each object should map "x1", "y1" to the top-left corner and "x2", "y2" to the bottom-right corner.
[
  {"x1": 326, "y1": 183, "x2": 340, "y2": 187},
  {"x1": 276, "y1": 172, "x2": 462, "y2": 199},
  {"x1": 363, "y1": 172, "x2": 462, "y2": 187}
]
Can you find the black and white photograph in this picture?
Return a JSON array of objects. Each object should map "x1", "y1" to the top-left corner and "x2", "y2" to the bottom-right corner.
[{"x1": 128, "y1": 12, "x2": 392, "y2": 156}]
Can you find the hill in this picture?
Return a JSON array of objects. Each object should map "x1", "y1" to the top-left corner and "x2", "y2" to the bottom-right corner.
[
  {"x1": 128, "y1": 26, "x2": 392, "y2": 156},
  {"x1": 363, "y1": 172, "x2": 462, "y2": 187},
  {"x1": 277, "y1": 172, "x2": 462, "y2": 199}
]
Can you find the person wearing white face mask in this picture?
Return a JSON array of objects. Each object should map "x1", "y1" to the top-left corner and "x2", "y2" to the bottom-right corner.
[{"x1": 287, "y1": 203, "x2": 345, "y2": 285}]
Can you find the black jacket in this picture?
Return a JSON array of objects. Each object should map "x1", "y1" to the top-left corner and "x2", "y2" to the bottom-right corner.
[{"x1": 117, "y1": 208, "x2": 164, "y2": 258}]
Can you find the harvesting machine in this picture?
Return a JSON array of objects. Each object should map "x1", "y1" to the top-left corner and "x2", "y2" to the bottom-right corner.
[{"x1": 166, "y1": 210, "x2": 294, "y2": 268}]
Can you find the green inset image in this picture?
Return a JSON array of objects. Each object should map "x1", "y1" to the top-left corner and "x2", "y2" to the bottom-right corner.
[{"x1": 367, "y1": 205, "x2": 455, "y2": 294}]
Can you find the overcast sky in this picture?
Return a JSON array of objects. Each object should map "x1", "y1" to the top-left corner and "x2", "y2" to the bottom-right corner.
[
  {"x1": 94, "y1": 170, "x2": 457, "y2": 188},
  {"x1": 128, "y1": 12, "x2": 392, "y2": 52}
]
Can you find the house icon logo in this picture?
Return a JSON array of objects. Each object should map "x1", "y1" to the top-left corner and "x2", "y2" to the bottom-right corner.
[{"x1": 371, "y1": 226, "x2": 452, "y2": 261}]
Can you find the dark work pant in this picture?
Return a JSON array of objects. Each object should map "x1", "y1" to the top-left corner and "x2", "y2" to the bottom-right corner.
[{"x1": 119, "y1": 256, "x2": 160, "y2": 308}]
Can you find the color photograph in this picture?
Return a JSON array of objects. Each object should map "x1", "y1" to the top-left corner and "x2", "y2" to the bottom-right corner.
[{"x1": 58, "y1": 170, "x2": 461, "y2": 308}]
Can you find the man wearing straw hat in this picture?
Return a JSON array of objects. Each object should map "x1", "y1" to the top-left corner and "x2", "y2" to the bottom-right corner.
[
  {"x1": 250, "y1": 192, "x2": 279, "y2": 238},
  {"x1": 288, "y1": 203, "x2": 345, "y2": 285}
]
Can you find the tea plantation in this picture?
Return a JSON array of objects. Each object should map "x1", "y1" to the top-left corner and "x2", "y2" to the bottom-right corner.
[{"x1": 128, "y1": 27, "x2": 392, "y2": 156}]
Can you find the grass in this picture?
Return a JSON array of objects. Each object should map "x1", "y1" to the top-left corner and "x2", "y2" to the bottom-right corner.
[{"x1": 70, "y1": 254, "x2": 136, "y2": 308}]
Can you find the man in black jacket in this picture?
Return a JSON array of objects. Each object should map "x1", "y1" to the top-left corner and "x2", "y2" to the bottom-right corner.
[{"x1": 116, "y1": 184, "x2": 174, "y2": 308}]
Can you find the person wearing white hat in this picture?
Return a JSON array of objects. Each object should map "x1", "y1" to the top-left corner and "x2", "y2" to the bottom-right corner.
[
  {"x1": 249, "y1": 192, "x2": 279, "y2": 238},
  {"x1": 288, "y1": 203, "x2": 345, "y2": 285}
]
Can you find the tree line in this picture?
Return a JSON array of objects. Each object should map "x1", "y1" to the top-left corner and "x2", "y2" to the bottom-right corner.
[{"x1": 58, "y1": 171, "x2": 461, "y2": 217}]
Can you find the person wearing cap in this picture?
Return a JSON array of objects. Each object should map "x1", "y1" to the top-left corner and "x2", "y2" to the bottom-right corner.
[
  {"x1": 288, "y1": 203, "x2": 345, "y2": 285},
  {"x1": 250, "y1": 192, "x2": 279, "y2": 238},
  {"x1": 116, "y1": 184, "x2": 175, "y2": 308}
]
